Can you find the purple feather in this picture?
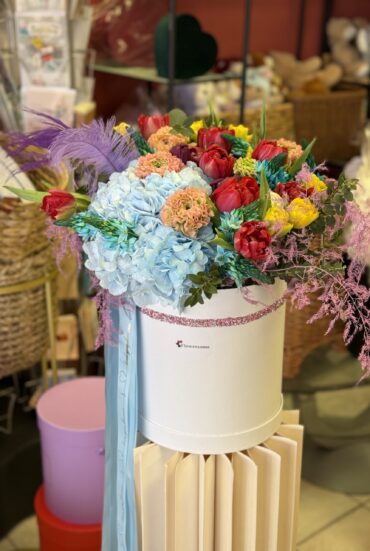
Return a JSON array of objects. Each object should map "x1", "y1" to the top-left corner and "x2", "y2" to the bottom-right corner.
[
  {"x1": 49, "y1": 117, "x2": 139, "y2": 177},
  {"x1": 9, "y1": 110, "x2": 69, "y2": 152}
]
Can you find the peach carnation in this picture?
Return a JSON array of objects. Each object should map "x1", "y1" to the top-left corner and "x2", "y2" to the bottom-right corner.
[
  {"x1": 148, "y1": 125, "x2": 188, "y2": 152},
  {"x1": 277, "y1": 138, "x2": 303, "y2": 162},
  {"x1": 160, "y1": 187, "x2": 214, "y2": 238},
  {"x1": 135, "y1": 151, "x2": 184, "y2": 178}
]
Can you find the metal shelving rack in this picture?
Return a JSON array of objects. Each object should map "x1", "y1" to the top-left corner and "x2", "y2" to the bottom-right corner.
[{"x1": 94, "y1": 0, "x2": 311, "y2": 123}]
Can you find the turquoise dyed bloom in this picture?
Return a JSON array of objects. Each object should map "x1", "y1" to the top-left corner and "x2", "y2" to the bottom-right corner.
[{"x1": 256, "y1": 160, "x2": 289, "y2": 190}]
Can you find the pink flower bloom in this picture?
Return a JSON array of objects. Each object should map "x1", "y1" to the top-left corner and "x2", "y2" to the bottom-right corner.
[
  {"x1": 160, "y1": 187, "x2": 214, "y2": 238},
  {"x1": 148, "y1": 125, "x2": 188, "y2": 152},
  {"x1": 277, "y1": 138, "x2": 303, "y2": 162},
  {"x1": 135, "y1": 151, "x2": 184, "y2": 178}
]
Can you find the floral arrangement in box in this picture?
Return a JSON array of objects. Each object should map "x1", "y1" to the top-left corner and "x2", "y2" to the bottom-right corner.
[{"x1": 7, "y1": 107, "x2": 370, "y2": 373}]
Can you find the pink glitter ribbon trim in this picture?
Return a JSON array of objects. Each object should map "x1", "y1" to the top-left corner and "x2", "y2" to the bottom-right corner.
[{"x1": 140, "y1": 297, "x2": 286, "y2": 328}]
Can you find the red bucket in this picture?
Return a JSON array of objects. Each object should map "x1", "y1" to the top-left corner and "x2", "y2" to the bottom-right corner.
[{"x1": 34, "y1": 486, "x2": 102, "y2": 551}]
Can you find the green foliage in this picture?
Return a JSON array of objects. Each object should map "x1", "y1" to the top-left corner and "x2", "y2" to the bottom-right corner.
[
  {"x1": 300, "y1": 138, "x2": 316, "y2": 169},
  {"x1": 218, "y1": 200, "x2": 261, "y2": 242},
  {"x1": 169, "y1": 108, "x2": 188, "y2": 126},
  {"x1": 287, "y1": 138, "x2": 316, "y2": 176},
  {"x1": 309, "y1": 173, "x2": 358, "y2": 236},
  {"x1": 184, "y1": 264, "x2": 223, "y2": 307},
  {"x1": 267, "y1": 152, "x2": 288, "y2": 173},
  {"x1": 204, "y1": 100, "x2": 222, "y2": 128},
  {"x1": 221, "y1": 134, "x2": 249, "y2": 157},
  {"x1": 57, "y1": 212, "x2": 137, "y2": 248},
  {"x1": 210, "y1": 229, "x2": 234, "y2": 250},
  {"x1": 131, "y1": 131, "x2": 153, "y2": 155},
  {"x1": 258, "y1": 169, "x2": 272, "y2": 219},
  {"x1": 259, "y1": 100, "x2": 266, "y2": 141},
  {"x1": 169, "y1": 108, "x2": 197, "y2": 141},
  {"x1": 223, "y1": 253, "x2": 273, "y2": 287},
  {"x1": 5, "y1": 186, "x2": 48, "y2": 203}
]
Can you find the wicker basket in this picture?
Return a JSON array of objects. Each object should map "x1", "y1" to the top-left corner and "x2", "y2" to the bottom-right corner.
[
  {"x1": 0, "y1": 201, "x2": 56, "y2": 379},
  {"x1": 283, "y1": 297, "x2": 344, "y2": 379},
  {"x1": 224, "y1": 102, "x2": 295, "y2": 140},
  {"x1": 290, "y1": 87, "x2": 367, "y2": 163}
]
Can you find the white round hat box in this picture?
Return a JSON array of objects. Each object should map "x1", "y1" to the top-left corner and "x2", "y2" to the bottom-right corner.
[{"x1": 138, "y1": 279, "x2": 286, "y2": 454}]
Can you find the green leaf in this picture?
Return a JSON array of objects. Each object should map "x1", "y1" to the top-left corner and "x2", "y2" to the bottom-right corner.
[
  {"x1": 188, "y1": 274, "x2": 203, "y2": 284},
  {"x1": 204, "y1": 99, "x2": 220, "y2": 128},
  {"x1": 237, "y1": 200, "x2": 261, "y2": 222},
  {"x1": 4, "y1": 186, "x2": 48, "y2": 203},
  {"x1": 259, "y1": 99, "x2": 266, "y2": 140},
  {"x1": 171, "y1": 125, "x2": 196, "y2": 142},
  {"x1": 210, "y1": 235, "x2": 234, "y2": 250},
  {"x1": 169, "y1": 108, "x2": 188, "y2": 126},
  {"x1": 267, "y1": 152, "x2": 288, "y2": 173},
  {"x1": 241, "y1": 259, "x2": 273, "y2": 284},
  {"x1": 258, "y1": 169, "x2": 272, "y2": 219},
  {"x1": 287, "y1": 138, "x2": 316, "y2": 176},
  {"x1": 343, "y1": 189, "x2": 353, "y2": 201},
  {"x1": 323, "y1": 204, "x2": 335, "y2": 215},
  {"x1": 308, "y1": 215, "x2": 325, "y2": 233},
  {"x1": 326, "y1": 216, "x2": 336, "y2": 227}
]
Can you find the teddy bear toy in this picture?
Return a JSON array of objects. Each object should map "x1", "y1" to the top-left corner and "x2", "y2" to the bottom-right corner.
[
  {"x1": 327, "y1": 17, "x2": 370, "y2": 80},
  {"x1": 270, "y1": 50, "x2": 343, "y2": 93}
]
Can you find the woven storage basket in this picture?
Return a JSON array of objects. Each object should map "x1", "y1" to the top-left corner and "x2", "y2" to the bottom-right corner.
[
  {"x1": 290, "y1": 87, "x2": 367, "y2": 163},
  {"x1": 283, "y1": 298, "x2": 344, "y2": 379},
  {"x1": 0, "y1": 201, "x2": 56, "y2": 379},
  {"x1": 283, "y1": 235, "x2": 345, "y2": 378},
  {"x1": 224, "y1": 102, "x2": 295, "y2": 140}
]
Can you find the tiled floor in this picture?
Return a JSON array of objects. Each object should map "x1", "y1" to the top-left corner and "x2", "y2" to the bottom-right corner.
[
  {"x1": 297, "y1": 481, "x2": 370, "y2": 550},
  {"x1": 0, "y1": 480, "x2": 369, "y2": 550}
]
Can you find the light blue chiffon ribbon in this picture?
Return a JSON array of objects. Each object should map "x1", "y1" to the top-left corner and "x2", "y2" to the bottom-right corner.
[{"x1": 102, "y1": 305, "x2": 138, "y2": 551}]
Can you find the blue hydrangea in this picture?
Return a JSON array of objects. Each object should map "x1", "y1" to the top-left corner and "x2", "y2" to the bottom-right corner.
[
  {"x1": 83, "y1": 163, "x2": 213, "y2": 308},
  {"x1": 91, "y1": 162, "x2": 211, "y2": 235},
  {"x1": 129, "y1": 225, "x2": 212, "y2": 307}
]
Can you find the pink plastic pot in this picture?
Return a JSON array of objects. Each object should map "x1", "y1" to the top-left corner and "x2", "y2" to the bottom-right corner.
[{"x1": 37, "y1": 378, "x2": 105, "y2": 525}]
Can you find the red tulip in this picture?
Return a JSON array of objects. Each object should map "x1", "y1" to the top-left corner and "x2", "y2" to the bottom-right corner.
[
  {"x1": 199, "y1": 145, "x2": 235, "y2": 179},
  {"x1": 197, "y1": 127, "x2": 235, "y2": 152},
  {"x1": 234, "y1": 221, "x2": 271, "y2": 261},
  {"x1": 212, "y1": 176, "x2": 259, "y2": 212},
  {"x1": 276, "y1": 181, "x2": 314, "y2": 201},
  {"x1": 137, "y1": 113, "x2": 170, "y2": 140},
  {"x1": 252, "y1": 140, "x2": 287, "y2": 161},
  {"x1": 41, "y1": 190, "x2": 75, "y2": 219}
]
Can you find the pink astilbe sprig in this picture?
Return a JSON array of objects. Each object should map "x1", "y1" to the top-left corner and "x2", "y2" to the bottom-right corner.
[
  {"x1": 258, "y1": 192, "x2": 370, "y2": 375},
  {"x1": 269, "y1": 254, "x2": 370, "y2": 375},
  {"x1": 89, "y1": 274, "x2": 133, "y2": 349},
  {"x1": 46, "y1": 221, "x2": 83, "y2": 271},
  {"x1": 344, "y1": 200, "x2": 370, "y2": 265}
]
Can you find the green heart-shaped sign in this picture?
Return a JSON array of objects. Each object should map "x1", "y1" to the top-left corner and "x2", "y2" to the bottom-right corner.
[{"x1": 155, "y1": 14, "x2": 218, "y2": 79}]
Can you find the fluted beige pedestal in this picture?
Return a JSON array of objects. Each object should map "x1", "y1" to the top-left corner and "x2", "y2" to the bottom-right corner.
[{"x1": 134, "y1": 410, "x2": 303, "y2": 551}]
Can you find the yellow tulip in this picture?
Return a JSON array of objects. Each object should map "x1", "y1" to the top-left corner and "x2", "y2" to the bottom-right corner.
[
  {"x1": 190, "y1": 120, "x2": 204, "y2": 136},
  {"x1": 264, "y1": 206, "x2": 293, "y2": 236},
  {"x1": 228, "y1": 124, "x2": 253, "y2": 142},
  {"x1": 287, "y1": 198, "x2": 319, "y2": 229},
  {"x1": 270, "y1": 191, "x2": 285, "y2": 208},
  {"x1": 304, "y1": 173, "x2": 327, "y2": 193},
  {"x1": 113, "y1": 122, "x2": 130, "y2": 136}
]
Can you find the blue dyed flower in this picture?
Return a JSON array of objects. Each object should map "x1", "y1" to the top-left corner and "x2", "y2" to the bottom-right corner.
[
  {"x1": 256, "y1": 160, "x2": 289, "y2": 190},
  {"x1": 82, "y1": 163, "x2": 213, "y2": 308},
  {"x1": 129, "y1": 225, "x2": 211, "y2": 308}
]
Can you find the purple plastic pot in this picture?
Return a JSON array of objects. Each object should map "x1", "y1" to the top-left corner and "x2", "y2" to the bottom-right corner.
[{"x1": 37, "y1": 378, "x2": 105, "y2": 525}]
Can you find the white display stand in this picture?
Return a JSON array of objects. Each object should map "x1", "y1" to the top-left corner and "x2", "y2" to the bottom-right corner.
[
  {"x1": 138, "y1": 280, "x2": 286, "y2": 454},
  {"x1": 134, "y1": 411, "x2": 303, "y2": 551}
]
